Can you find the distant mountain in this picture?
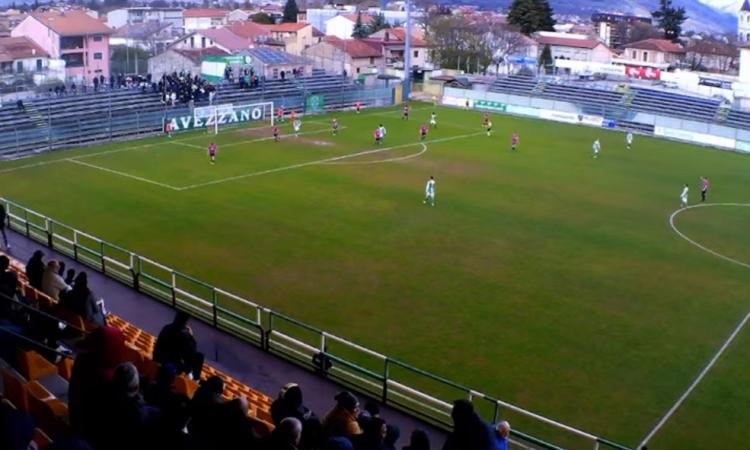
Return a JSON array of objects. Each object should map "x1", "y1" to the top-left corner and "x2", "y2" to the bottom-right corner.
[{"x1": 449, "y1": 0, "x2": 740, "y2": 34}]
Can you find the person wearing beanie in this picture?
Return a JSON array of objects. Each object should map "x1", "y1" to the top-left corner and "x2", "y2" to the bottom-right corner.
[{"x1": 323, "y1": 391, "x2": 363, "y2": 438}]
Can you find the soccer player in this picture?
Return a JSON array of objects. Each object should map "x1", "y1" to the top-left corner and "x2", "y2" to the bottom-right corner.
[
  {"x1": 485, "y1": 119, "x2": 493, "y2": 137},
  {"x1": 423, "y1": 176, "x2": 436, "y2": 206},
  {"x1": 511, "y1": 132, "x2": 519, "y2": 151},
  {"x1": 420, "y1": 123, "x2": 429, "y2": 141},
  {"x1": 293, "y1": 118, "x2": 301, "y2": 137},
  {"x1": 403, "y1": 104, "x2": 410, "y2": 120},
  {"x1": 626, "y1": 131, "x2": 634, "y2": 150},
  {"x1": 680, "y1": 184, "x2": 689, "y2": 208},
  {"x1": 378, "y1": 124, "x2": 387, "y2": 141},
  {"x1": 592, "y1": 139, "x2": 601, "y2": 158},
  {"x1": 165, "y1": 121, "x2": 173, "y2": 138},
  {"x1": 208, "y1": 142, "x2": 217, "y2": 164},
  {"x1": 700, "y1": 176, "x2": 710, "y2": 202},
  {"x1": 483, "y1": 112, "x2": 490, "y2": 127},
  {"x1": 290, "y1": 110, "x2": 297, "y2": 124},
  {"x1": 355, "y1": 101, "x2": 361, "y2": 114},
  {"x1": 273, "y1": 125, "x2": 280, "y2": 142},
  {"x1": 332, "y1": 118, "x2": 339, "y2": 136},
  {"x1": 430, "y1": 112, "x2": 437, "y2": 128},
  {"x1": 277, "y1": 106, "x2": 285, "y2": 122},
  {"x1": 374, "y1": 127, "x2": 382, "y2": 145}
]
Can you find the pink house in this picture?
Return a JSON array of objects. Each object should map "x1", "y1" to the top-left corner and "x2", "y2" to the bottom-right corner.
[{"x1": 12, "y1": 10, "x2": 113, "y2": 84}]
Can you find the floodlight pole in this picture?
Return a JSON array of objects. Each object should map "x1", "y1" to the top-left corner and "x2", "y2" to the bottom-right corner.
[{"x1": 402, "y1": 0, "x2": 412, "y2": 102}]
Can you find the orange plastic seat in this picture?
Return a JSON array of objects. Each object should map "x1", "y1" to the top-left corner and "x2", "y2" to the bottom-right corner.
[
  {"x1": 56, "y1": 358, "x2": 74, "y2": 380},
  {"x1": 17, "y1": 351, "x2": 58, "y2": 381},
  {"x1": 172, "y1": 375, "x2": 199, "y2": 399},
  {"x1": 2, "y1": 368, "x2": 29, "y2": 411},
  {"x1": 33, "y1": 428, "x2": 53, "y2": 449}
]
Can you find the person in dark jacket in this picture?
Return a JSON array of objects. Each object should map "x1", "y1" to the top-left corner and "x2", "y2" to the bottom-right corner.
[
  {"x1": 189, "y1": 376, "x2": 258, "y2": 450},
  {"x1": 26, "y1": 250, "x2": 45, "y2": 290},
  {"x1": 266, "y1": 417, "x2": 302, "y2": 450},
  {"x1": 0, "y1": 204, "x2": 9, "y2": 250},
  {"x1": 153, "y1": 310, "x2": 204, "y2": 379},
  {"x1": 271, "y1": 383, "x2": 322, "y2": 448},
  {"x1": 355, "y1": 416, "x2": 387, "y2": 450},
  {"x1": 61, "y1": 272, "x2": 105, "y2": 326},
  {"x1": 384, "y1": 424, "x2": 400, "y2": 450},
  {"x1": 403, "y1": 429, "x2": 430, "y2": 450},
  {"x1": 442, "y1": 400, "x2": 496, "y2": 450},
  {"x1": 104, "y1": 362, "x2": 161, "y2": 450}
]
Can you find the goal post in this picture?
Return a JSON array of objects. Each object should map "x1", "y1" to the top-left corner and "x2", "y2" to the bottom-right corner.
[{"x1": 192, "y1": 101, "x2": 275, "y2": 135}]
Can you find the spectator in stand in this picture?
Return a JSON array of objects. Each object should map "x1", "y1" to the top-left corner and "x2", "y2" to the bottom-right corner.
[
  {"x1": 153, "y1": 310, "x2": 204, "y2": 379},
  {"x1": 0, "y1": 400, "x2": 36, "y2": 450},
  {"x1": 0, "y1": 256, "x2": 18, "y2": 300},
  {"x1": 105, "y1": 362, "x2": 161, "y2": 450},
  {"x1": 143, "y1": 363, "x2": 191, "y2": 445},
  {"x1": 325, "y1": 437, "x2": 356, "y2": 450},
  {"x1": 109, "y1": 74, "x2": 115, "y2": 89},
  {"x1": 323, "y1": 391, "x2": 362, "y2": 438},
  {"x1": 0, "y1": 203, "x2": 9, "y2": 250},
  {"x1": 356, "y1": 416, "x2": 387, "y2": 450},
  {"x1": 42, "y1": 260, "x2": 70, "y2": 300},
  {"x1": 271, "y1": 383, "x2": 322, "y2": 448},
  {"x1": 93, "y1": 76, "x2": 99, "y2": 92},
  {"x1": 60, "y1": 272, "x2": 106, "y2": 326},
  {"x1": 26, "y1": 250, "x2": 45, "y2": 290},
  {"x1": 266, "y1": 417, "x2": 303, "y2": 450},
  {"x1": 442, "y1": 400, "x2": 496, "y2": 450},
  {"x1": 384, "y1": 425, "x2": 400, "y2": 450},
  {"x1": 64, "y1": 268, "x2": 77, "y2": 285},
  {"x1": 494, "y1": 421, "x2": 510, "y2": 450},
  {"x1": 189, "y1": 375, "x2": 258, "y2": 449},
  {"x1": 69, "y1": 326, "x2": 127, "y2": 446},
  {"x1": 403, "y1": 429, "x2": 430, "y2": 450}
]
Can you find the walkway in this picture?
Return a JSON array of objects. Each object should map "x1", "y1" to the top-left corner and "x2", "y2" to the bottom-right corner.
[{"x1": 5, "y1": 228, "x2": 447, "y2": 448}]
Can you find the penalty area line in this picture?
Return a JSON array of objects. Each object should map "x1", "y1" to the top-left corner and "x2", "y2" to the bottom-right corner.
[
  {"x1": 66, "y1": 158, "x2": 182, "y2": 191},
  {"x1": 639, "y1": 203, "x2": 750, "y2": 449}
]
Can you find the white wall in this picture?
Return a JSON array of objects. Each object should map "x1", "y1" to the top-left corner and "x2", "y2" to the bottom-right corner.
[
  {"x1": 741, "y1": 48, "x2": 750, "y2": 83},
  {"x1": 324, "y1": 15, "x2": 354, "y2": 39}
]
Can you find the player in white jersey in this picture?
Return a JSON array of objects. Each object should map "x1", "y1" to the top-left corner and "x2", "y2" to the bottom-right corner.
[
  {"x1": 293, "y1": 119, "x2": 301, "y2": 137},
  {"x1": 626, "y1": 132, "x2": 633, "y2": 150},
  {"x1": 680, "y1": 184, "x2": 689, "y2": 208},
  {"x1": 423, "y1": 176, "x2": 436, "y2": 206},
  {"x1": 592, "y1": 139, "x2": 601, "y2": 158},
  {"x1": 430, "y1": 112, "x2": 437, "y2": 127},
  {"x1": 378, "y1": 124, "x2": 387, "y2": 140}
]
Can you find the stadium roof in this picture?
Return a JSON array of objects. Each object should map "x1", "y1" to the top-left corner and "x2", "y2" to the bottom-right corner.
[
  {"x1": 32, "y1": 10, "x2": 112, "y2": 36},
  {"x1": 324, "y1": 36, "x2": 381, "y2": 58},
  {"x1": 625, "y1": 38, "x2": 685, "y2": 53},
  {"x1": 534, "y1": 35, "x2": 607, "y2": 50},
  {"x1": 184, "y1": 8, "x2": 228, "y2": 18},
  {"x1": 241, "y1": 47, "x2": 311, "y2": 65},
  {"x1": 171, "y1": 46, "x2": 228, "y2": 64},
  {"x1": 0, "y1": 36, "x2": 49, "y2": 62}
]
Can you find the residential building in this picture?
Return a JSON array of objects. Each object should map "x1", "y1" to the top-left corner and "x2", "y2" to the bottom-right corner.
[
  {"x1": 238, "y1": 47, "x2": 312, "y2": 78},
  {"x1": 305, "y1": 6, "x2": 356, "y2": 32},
  {"x1": 364, "y1": 27, "x2": 431, "y2": 69},
  {"x1": 265, "y1": 23, "x2": 313, "y2": 55},
  {"x1": 686, "y1": 40, "x2": 739, "y2": 73},
  {"x1": 11, "y1": 10, "x2": 113, "y2": 83},
  {"x1": 148, "y1": 46, "x2": 228, "y2": 78},
  {"x1": 304, "y1": 36, "x2": 383, "y2": 79},
  {"x1": 110, "y1": 22, "x2": 174, "y2": 54},
  {"x1": 740, "y1": 0, "x2": 750, "y2": 43},
  {"x1": 740, "y1": 43, "x2": 750, "y2": 82},
  {"x1": 324, "y1": 14, "x2": 375, "y2": 39},
  {"x1": 622, "y1": 38, "x2": 685, "y2": 67},
  {"x1": 591, "y1": 12, "x2": 651, "y2": 48},
  {"x1": 0, "y1": 36, "x2": 63, "y2": 86},
  {"x1": 106, "y1": 7, "x2": 184, "y2": 34},
  {"x1": 183, "y1": 8, "x2": 228, "y2": 33},
  {"x1": 171, "y1": 28, "x2": 252, "y2": 54},
  {"x1": 0, "y1": 9, "x2": 27, "y2": 38},
  {"x1": 534, "y1": 32, "x2": 613, "y2": 64},
  {"x1": 227, "y1": 9, "x2": 258, "y2": 23}
]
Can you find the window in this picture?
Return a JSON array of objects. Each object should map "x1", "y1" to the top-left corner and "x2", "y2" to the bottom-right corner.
[
  {"x1": 190, "y1": 36, "x2": 195, "y2": 48},
  {"x1": 60, "y1": 36, "x2": 84, "y2": 50},
  {"x1": 36, "y1": 59, "x2": 42, "y2": 71},
  {"x1": 93, "y1": 35, "x2": 103, "y2": 42},
  {"x1": 93, "y1": 52, "x2": 102, "y2": 60},
  {"x1": 16, "y1": 61, "x2": 23, "y2": 73},
  {"x1": 369, "y1": 56, "x2": 374, "y2": 64},
  {"x1": 413, "y1": 50, "x2": 419, "y2": 58},
  {"x1": 356, "y1": 67, "x2": 360, "y2": 74},
  {"x1": 273, "y1": 68, "x2": 278, "y2": 78},
  {"x1": 201, "y1": 37, "x2": 206, "y2": 47},
  {"x1": 61, "y1": 52, "x2": 84, "y2": 68},
  {"x1": 631, "y1": 50, "x2": 636, "y2": 59},
  {"x1": 643, "y1": 51, "x2": 648, "y2": 61}
]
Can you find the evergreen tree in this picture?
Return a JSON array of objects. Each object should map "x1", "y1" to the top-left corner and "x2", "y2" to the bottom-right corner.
[
  {"x1": 507, "y1": 0, "x2": 556, "y2": 35},
  {"x1": 538, "y1": 44, "x2": 553, "y2": 74},
  {"x1": 652, "y1": 0, "x2": 687, "y2": 42},
  {"x1": 251, "y1": 12, "x2": 274, "y2": 24},
  {"x1": 283, "y1": 0, "x2": 299, "y2": 23},
  {"x1": 351, "y1": 11, "x2": 368, "y2": 38},
  {"x1": 367, "y1": 13, "x2": 390, "y2": 35}
]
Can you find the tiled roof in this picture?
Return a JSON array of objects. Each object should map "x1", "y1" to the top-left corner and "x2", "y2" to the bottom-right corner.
[
  {"x1": 267, "y1": 22, "x2": 309, "y2": 32},
  {"x1": 112, "y1": 21, "x2": 171, "y2": 40},
  {"x1": 0, "y1": 36, "x2": 49, "y2": 62},
  {"x1": 171, "y1": 46, "x2": 228, "y2": 64},
  {"x1": 197, "y1": 27, "x2": 251, "y2": 51},
  {"x1": 184, "y1": 8, "x2": 227, "y2": 18},
  {"x1": 340, "y1": 13, "x2": 375, "y2": 24},
  {"x1": 227, "y1": 21, "x2": 270, "y2": 40},
  {"x1": 535, "y1": 35, "x2": 605, "y2": 50},
  {"x1": 324, "y1": 36, "x2": 381, "y2": 58},
  {"x1": 625, "y1": 38, "x2": 685, "y2": 53},
  {"x1": 32, "y1": 10, "x2": 112, "y2": 36}
]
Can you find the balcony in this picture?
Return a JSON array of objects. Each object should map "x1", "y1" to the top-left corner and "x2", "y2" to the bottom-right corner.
[{"x1": 60, "y1": 36, "x2": 85, "y2": 51}]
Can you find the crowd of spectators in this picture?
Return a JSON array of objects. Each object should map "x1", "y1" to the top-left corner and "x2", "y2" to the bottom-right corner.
[
  {"x1": 0, "y1": 247, "x2": 513, "y2": 450},
  {"x1": 159, "y1": 71, "x2": 216, "y2": 107}
]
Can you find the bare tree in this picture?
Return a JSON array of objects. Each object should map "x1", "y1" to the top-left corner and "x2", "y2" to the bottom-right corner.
[{"x1": 483, "y1": 22, "x2": 530, "y2": 75}]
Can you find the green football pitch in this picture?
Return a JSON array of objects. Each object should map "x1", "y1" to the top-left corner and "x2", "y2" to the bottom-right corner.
[{"x1": 2, "y1": 103, "x2": 750, "y2": 449}]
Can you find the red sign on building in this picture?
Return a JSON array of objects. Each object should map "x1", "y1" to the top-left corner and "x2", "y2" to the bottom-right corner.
[{"x1": 625, "y1": 65, "x2": 661, "y2": 80}]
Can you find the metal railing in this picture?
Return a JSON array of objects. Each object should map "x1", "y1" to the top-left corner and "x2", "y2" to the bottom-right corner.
[{"x1": 1, "y1": 196, "x2": 632, "y2": 450}]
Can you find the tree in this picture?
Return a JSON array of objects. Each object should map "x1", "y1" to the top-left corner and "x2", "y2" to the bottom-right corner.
[
  {"x1": 507, "y1": 0, "x2": 556, "y2": 35},
  {"x1": 652, "y1": 0, "x2": 687, "y2": 42},
  {"x1": 538, "y1": 44, "x2": 553, "y2": 74},
  {"x1": 425, "y1": 15, "x2": 494, "y2": 74},
  {"x1": 251, "y1": 12, "x2": 274, "y2": 24},
  {"x1": 368, "y1": 13, "x2": 390, "y2": 35},
  {"x1": 351, "y1": 11, "x2": 368, "y2": 38},
  {"x1": 283, "y1": 0, "x2": 299, "y2": 23},
  {"x1": 484, "y1": 23, "x2": 530, "y2": 74}
]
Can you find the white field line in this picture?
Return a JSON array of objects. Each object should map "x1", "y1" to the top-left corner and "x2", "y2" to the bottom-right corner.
[
  {"x1": 322, "y1": 142, "x2": 427, "y2": 165},
  {"x1": 66, "y1": 158, "x2": 181, "y2": 191},
  {"x1": 639, "y1": 203, "x2": 750, "y2": 449},
  {"x1": 221, "y1": 125, "x2": 347, "y2": 148},
  {"x1": 178, "y1": 131, "x2": 484, "y2": 191}
]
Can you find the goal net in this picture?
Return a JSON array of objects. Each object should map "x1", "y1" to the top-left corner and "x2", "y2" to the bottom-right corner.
[{"x1": 193, "y1": 101, "x2": 275, "y2": 135}]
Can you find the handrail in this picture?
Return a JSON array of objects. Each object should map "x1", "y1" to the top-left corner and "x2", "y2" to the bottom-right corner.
[{"x1": 0, "y1": 197, "x2": 634, "y2": 450}]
